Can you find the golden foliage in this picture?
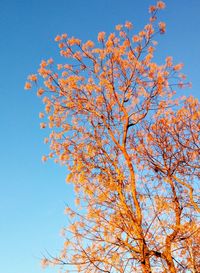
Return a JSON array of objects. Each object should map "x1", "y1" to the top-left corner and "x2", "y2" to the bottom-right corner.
[{"x1": 28, "y1": 1, "x2": 199, "y2": 272}]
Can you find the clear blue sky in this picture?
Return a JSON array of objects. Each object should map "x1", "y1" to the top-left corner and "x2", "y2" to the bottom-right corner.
[{"x1": 0, "y1": 1, "x2": 199, "y2": 273}]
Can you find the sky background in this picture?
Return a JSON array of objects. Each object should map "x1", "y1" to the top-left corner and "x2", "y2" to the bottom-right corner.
[{"x1": 0, "y1": 1, "x2": 200, "y2": 273}]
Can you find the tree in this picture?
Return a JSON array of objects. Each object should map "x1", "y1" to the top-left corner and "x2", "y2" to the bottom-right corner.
[{"x1": 26, "y1": 1, "x2": 200, "y2": 272}]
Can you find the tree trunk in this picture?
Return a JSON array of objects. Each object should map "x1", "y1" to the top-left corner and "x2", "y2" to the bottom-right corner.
[{"x1": 141, "y1": 240, "x2": 152, "y2": 273}]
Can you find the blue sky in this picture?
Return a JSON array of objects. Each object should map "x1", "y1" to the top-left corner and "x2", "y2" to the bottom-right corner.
[{"x1": 0, "y1": 1, "x2": 200, "y2": 273}]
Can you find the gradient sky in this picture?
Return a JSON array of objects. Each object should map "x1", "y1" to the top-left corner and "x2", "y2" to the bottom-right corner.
[{"x1": 0, "y1": 1, "x2": 200, "y2": 273}]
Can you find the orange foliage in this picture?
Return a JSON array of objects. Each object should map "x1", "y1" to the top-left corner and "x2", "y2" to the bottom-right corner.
[{"x1": 28, "y1": 1, "x2": 199, "y2": 272}]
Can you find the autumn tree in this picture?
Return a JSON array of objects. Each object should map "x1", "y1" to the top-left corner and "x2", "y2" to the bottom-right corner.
[{"x1": 26, "y1": 1, "x2": 200, "y2": 272}]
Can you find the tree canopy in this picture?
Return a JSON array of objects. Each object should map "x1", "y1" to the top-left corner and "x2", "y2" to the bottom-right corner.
[{"x1": 26, "y1": 1, "x2": 200, "y2": 272}]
